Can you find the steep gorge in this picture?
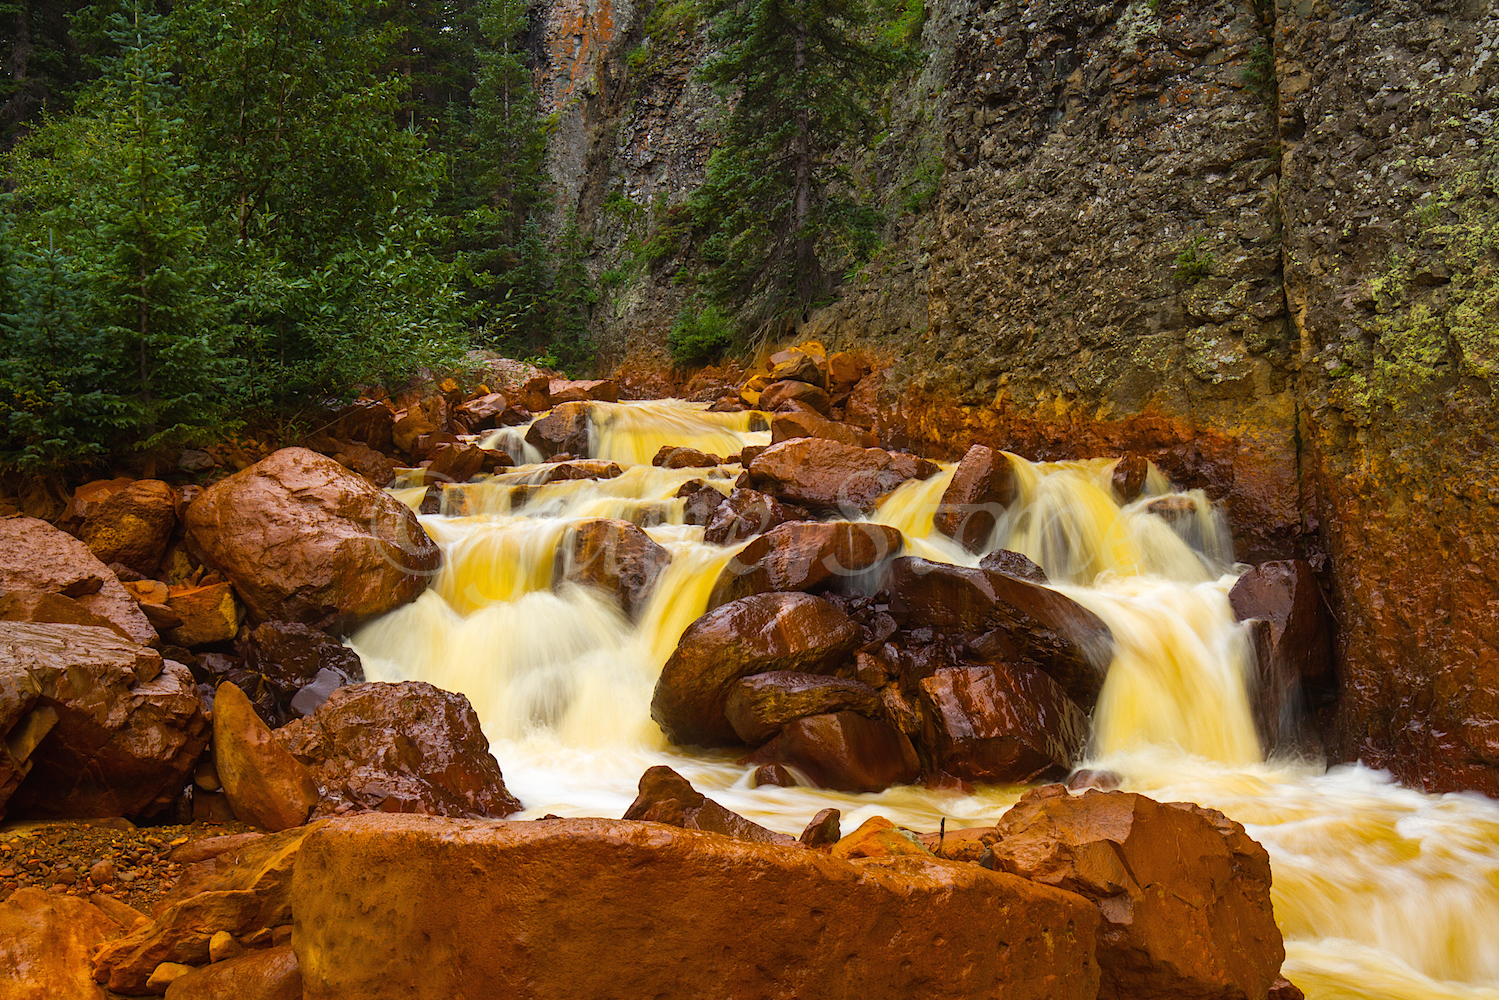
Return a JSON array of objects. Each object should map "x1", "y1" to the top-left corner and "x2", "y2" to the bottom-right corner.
[{"x1": 532, "y1": 0, "x2": 1499, "y2": 795}]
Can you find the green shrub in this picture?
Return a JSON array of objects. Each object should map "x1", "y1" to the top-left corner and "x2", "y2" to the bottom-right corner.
[
  {"x1": 668, "y1": 302, "x2": 735, "y2": 362},
  {"x1": 1174, "y1": 238, "x2": 1215, "y2": 285}
]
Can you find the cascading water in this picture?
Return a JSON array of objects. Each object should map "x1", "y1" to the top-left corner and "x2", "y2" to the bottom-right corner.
[{"x1": 351, "y1": 398, "x2": 1499, "y2": 1000}]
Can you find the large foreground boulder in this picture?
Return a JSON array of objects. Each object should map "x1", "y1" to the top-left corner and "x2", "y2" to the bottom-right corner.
[
  {"x1": 0, "y1": 516, "x2": 156, "y2": 645},
  {"x1": 652, "y1": 593, "x2": 862, "y2": 747},
  {"x1": 888, "y1": 558, "x2": 1113, "y2": 707},
  {"x1": 0, "y1": 622, "x2": 207, "y2": 821},
  {"x1": 709, "y1": 521, "x2": 904, "y2": 607},
  {"x1": 274, "y1": 681, "x2": 522, "y2": 818},
  {"x1": 746, "y1": 439, "x2": 940, "y2": 514},
  {"x1": 291, "y1": 813, "x2": 1101, "y2": 1000},
  {"x1": 183, "y1": 448, "x2": 440, "y2": 630},
  {"x1": 990, "y1": 785, "x2": 1285, "y2": 1000},
  {"x1": 0, "y1": 888, "x2": 126, "y2": 1000}
]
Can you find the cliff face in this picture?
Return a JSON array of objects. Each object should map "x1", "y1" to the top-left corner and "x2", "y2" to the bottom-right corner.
[{"x1": 534, "y1": 0, "x2": 1499, "y2": 793}]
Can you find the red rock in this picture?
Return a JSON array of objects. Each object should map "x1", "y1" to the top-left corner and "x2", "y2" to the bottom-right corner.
[
  {"x1": 515, "y1": 375, "x2": 552, "y2": 412},
  {"x1": 0, "y1": 517, "x2": 156, "y2": 646},
  {"x1": 979, "y1": 548, "x2": 1048, "y2": 582},
  {"x1": 934, "y1": 445, "x2": 1018, "y2": 553},
  {"x1": 621, "y1": 766, "x2": 795, "y2": 844},
  {"x1": 452, "y1": 392, "x2": 509, "y2": 431},
  {"x1": 651, "y1": 445, "x2": 720, "y2": 468},
  {"x1": 183, "y1": 448, "x2": 440, "y2": 631},
  {"x1": 758, "y1": 379, "x2": 832, "y2": 414},
  {"x1": 326, "y1": 400, "x2": 395, "y2": 452},
  {"x1": 548, "y1": 378, "x2": 619, "y2": 404},
  {"x1": 557, "y1": 518, "x2": 672, "y2": 619},
  {"x1": 162, "y1": 943, "x2": 300, "y2": 1000},
  {"x1": 165, "y1": 583, "x2": 242, "y2": 648},
  {"x1": 242, "y1": 623, "x2": 362, "y2": 696},
  {"x1": 769, "y1": 410, "x2": 877, "y2": 448},
  {"x1": 747, "y1": 438, "x2": 940, "y2": 515},
  {"x1": 1112, "y1": 453, "x2": 1149, "y2": 503},
  {"x1": 888, "y1": 558, "x2": 1113, "y2": 708},
  {"x1": 1, "y1": 623, "x2": 206, "y2": 822},
  {"x1": 798, "y1": 807, "x2": 841, "y2": 846},
  {"x1": 291, "y1": 813, "x2": 1101, "y2": 1000},
  {"x1": 916, "y1": 824, "x2": 997, "y2": 862},
  {"x1": 829, "y1": 815, "x2": 932, "y2": 859},
  {"x1": 273, "y1": 681, "x2": 521, "y2": 818},
  {"x1": 919, "y1": 663, "x2": 1088, "y2": 783},
  {"x1": 331, "y1": 442, "x2": 397, "y2": 487},
  {"x1": 412, "y1": 430, "x2": 459, "y2": 459},
  {"x1": 843, "y1": 370, "x2": 883, "y2": 430},
  {"x1": 422, "y1": 442, "x2": 487, "y2": 484},
  {"x1": 0, "y1": 591, "x2": 134, "y2": 640},
  {"x1": 753, "y1": 763, "x2": 797, "y2": 787},
  {"x1": 827, "y1": 351, "x2": 868, "y2": 394},
  {"x1": 214, "y1": 682, "x2": 319, "y2": 831},
  {"x1": 991, "y1": 786, "x2": 1285, "y2": 1000},
  {"x1": 677, "y1": 482, "x2": 725, "y2": 526},
  {"x1": 78, "y1": 480, "x2": 177, "y2": 576},
  {"x1": 1268, "y1": 977, "x2": 1305, "y2": 1000},
  {"x1": 525, "y1": 401, "x2": 591, "y2": 458},
  {"x1": 652, "y1": 593, "x2": 861, "y2": 747},
  {"x1": 748, "y1": 711, "x2": 920, "y2": 792},
  {"x1": 1229, "y1": 560, "x2": 1332, "y2": 685},
  {"x1": 0, "y1": 888, "x2": 123, "y2": 1000},
  {"x1": 533, "y1": 459, "x2": 623, "y2": 483},
  {"x1": 391, "y1": 407, "x2": 438, "y2": 456},
  {"x1": 709, "y1": 521, "x2": 904, "y2": 607},
  {"x1": 701, "y1": 488, "x2": 803, "y2": 545},
  {"x1": 725, "y1": 671, "x2": 884, "y2": 744}
]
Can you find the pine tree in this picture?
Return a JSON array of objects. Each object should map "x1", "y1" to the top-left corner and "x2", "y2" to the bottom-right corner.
[{"x1": 691, "y1": 0, "x2": 918, "y2": 330}]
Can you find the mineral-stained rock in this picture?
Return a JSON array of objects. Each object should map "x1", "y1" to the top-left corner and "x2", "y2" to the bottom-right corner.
[
  {"x1": 827, "y1": 352, "x2": 868, "y2": 394},
  {"x1": 1111, "y1": 454, "x2": 1149, "y2": 503},
  {"x1": 548, "y1": 378, "x2": 619, "y2": 404},
  {"x1": 1, "y1": 623, "x2": 207, "y2": 821},
  {"x1": 79, "y1": 479, "x2": 178, "y2": 576},
  {"x1": 163, "y1": 943, "x2": 301, "y2": 1000},
  {"x1": 758, "y1": 379, "x2": 831, "y2": 414},
  {"x1": 273, "y1": 681, "x2": 522, "y2": 818},
  {"x1": 798, "y1": 807, "x2": 841, "y2": 847},
  {"x1": 748, "y1": 711, "x2": 920, "y2": 793},
  {"x1": 622, "y1": 765, "x2": 794, "y2": 845},
  {"x1": 557, "y1": 518, "x2": 671, "y2": 619},
  {"x1": 453, "y1": 393, "x2": 509, "y2": 431},
  {"x1": 888, "y1": 558, "x2": 1112, "y2": 708},
  {"x1": 0, "y1": 516, "x2": 156, "y2": 646},
  {"x1": 1229, "y1": 560, "x2": 1333, "y2": 685},
  {"x1": 525, "y1": 401, "x2": 591, "y2": 458},
  {"x1": 979, "y1": 548, "x2": 1049, "y2": 582},
  {"x1": 709, "y1": 521, "x2": 904, "y2": 607},
  {"x1": 326, "y1": 399, "x2": 395, "y2": 452},
  {"x1": 391, "y1": 407, "x2": 438, "y2": 456},
  {"x1": 290, "y1": 813, "x2": 1101, "y2": 1000},
  {"x1": 421, "y1": 442, "x2": 487, "y2": 484},
  {"x1": 746, "y1": 439, "x2": 940, "y2": 515},
  {"x1": 769, "y1": 411, "x2": 876, "y2": 449},
  {"x1": 533, "y1": 459, "x2": 623, "y2": 483},
  {"x1": 183, "y1": 448, "x2": 440, "y2": 631},
  {"x1": 166, "y1": 583, "x2": 243, "y2": 648},
  {"x1": 701, "y1": 488, "x2": 803, "y2": 545},
  {"x1": 678, "y1": 482, "x2": 725, "y2": 526},
  {"x1": 934, "y1": 445, "x2": 1018, "y2": 553},
  {"x1": 829, "y1": 815, "x2": 932, "y2": 860},
  {"x1": 767, "y1": 349, "x2": 827, "y2": 387},
  {"x1": 919, "y1": 664, "x2": 1089, "y2": 784},
  {"x1": 95, "y1": 891, "x2": 264, "y2": 995},
  {"x1": 213, "y1": 682, "x2": 319, "y2": 831},
  {"x1": 652, "y1": 445, "x2": 720, "y2": 468},
  {"x1": 242, "y1": 623, "x2": 363, "y2": 696},
  {"x1": 0, "y1": 590, "x2": 135, "y2": 640},
  {"x1": 652, "y1": 593, "x2": 861, "y2": 747},
  {"x1": 990, "y1": 785, "x2": 1285, "y2": 1000},
  {"x1": 0, "y1": 888, "x2": 124, "y2": 1000},
  {"x1": 724, "y1": 671, "x2": 884, "y2": 745}
]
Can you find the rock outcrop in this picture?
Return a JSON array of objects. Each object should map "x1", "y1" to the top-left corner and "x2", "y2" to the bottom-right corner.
[{"x1": 0, "y1": 516, "x2": 156, "y2": 646}]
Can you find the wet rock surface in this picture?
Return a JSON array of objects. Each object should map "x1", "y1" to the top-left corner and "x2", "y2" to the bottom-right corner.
[
  {"x1": 621, "y1": 766, "x2": 794, "y2": 845},
  {"x1": 701, "y1": 488, "x2": 804, "y2": 545},
  {"x1": 919, "y1": 663, "x2": 1088, "y2": 784},
  {"x1": 934, "y1": 444, "x2": 1017, "y2": 553},
  {"x1": 746, "y1": 438, "x2": 939, "y2": 514},
  {"x1": 724, "y1": 671, "x2": 884, "y2": 746},
  {"x1": 0, "y1": 516, "x2": 157, "y2": 646},
  {"x1": 748, "y1": 710, "x2": 921, "y2": 793},
  {"x1": 557, "y1": 517, "x2": 671, "y2": 619},
  {"x1": 708, "y1": 520, "x2": 904, "y2": 607}
]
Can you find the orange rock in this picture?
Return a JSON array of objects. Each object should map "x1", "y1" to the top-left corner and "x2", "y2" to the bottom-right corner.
[
  {"x1": 292, "y1": 813, "x2": 1101, "y2": 1000},
  {"x1": 933, "y1": 444, "x2": 1017, "y2": 553},
  {"x1": 165, "y1": 583, "x2": 242, "y2": 648},
  {"x1": 213, "y1": 682, "x2": 319, "y2": 831},
  {"x1": 746, "y1": 438, "x2": 940, "y2": 515},
  {"x1": 990, "y1": 785, "x2": 1285, "y2": 1000},
  {"x1": 557, "y1": 518, "x2": 671, "y2": 619},
  {"x1": 163, "y1": 944, "x2": 300, "y2": 1000},
  {"x1": 830, "y1": 815, "x2": 932, "y2": 860},
  {"x1": 758, "y1": 379, "x2": 831, "y2": 413},
  {"x1": 0, "y1": 888, "x2": 123, "y2": 1000},
  {"x1": 69, "y1": 477, "x2": 136, "y2": 522},
  {"x1": 391, "y1": 407, "x2": 438, "y2": 456},
  {"x1": 827, "y1": 351, "x2": 869, "y2": 393},
  {"x1": 93, "y1": 890, "x2": 264, "y2": 994},
  {"x1": 0, "y1": 517, "x2": 156, "y2": 646},
  {"x1": 0, "y1": 590, "x2": 134, "y2": 641},
  {"x1": 79, "y1": 479, "x2": 177, "y2": 576},
  {"x1": 548, "y1": 378, "x2": 619, "y2": 404},
  {"x1": 769, "y1": 410, "x2": 877, "y2": 448},
  {"x1": 524, "y1": 401, "x2": 591, "y2": 457}
]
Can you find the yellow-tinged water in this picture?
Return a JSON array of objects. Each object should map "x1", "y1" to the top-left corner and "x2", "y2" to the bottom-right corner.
[{"x1": 351, "y1": 400, "x2": 1499, "y2": 999}]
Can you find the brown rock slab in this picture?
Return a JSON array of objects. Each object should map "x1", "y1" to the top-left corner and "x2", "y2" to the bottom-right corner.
[
  {"x1": 330, "y1": 441, "x2": 397, "y2": 487},
  {"x1": 1111, "y1": 454, "x2": 1149, "y2": 503},
  {"x1": 748, "y1": 711, "x2": 920, "y2": 793},
  {"x1": 747, "y1": 438, "x2": 940, "y2": 515},
  {"x1": 533, "y1": 459, "x2": 623, "y2": 483},
  {"x1": 758, "y1": 379, "x2": 831, "y2": 414},
  {"x1": 652, "y1": 445, "x2": 720, "y2": 468},
  {"x1": 919, "y1": 663, "x2": 1089, "y2": 784},
  {"x1": 326, "y1": 399, "x2": 395, "y2": 452},
  {"x1": 0, "y1": 516, "x2": 156, "y2": 645},
  {"x1": 888, "y1": 558, "x2": 1113, "y2": 708},
  {"x1": 548, "y1": 378, "x2": 619, "y2": 404},
  {"x1": 991, "y1": 785, "x2": 1285, "y2": 1000},
  {"x1": 166, "y1": 583, "x2": 242, "y2": 648},
  {"x1": 701, "y1": 488, "x2": 803, "y2": 545},
  {"x1": 557, "y1": 518, "x2": 671, "y2": 619},
  {"x1": 652, "y1": 593, "x2": 861, "y2": 748},
  {"x1": 0, "y1": 590, "x2": 134, "y2": 640},
  {"x1": 213, "y1": 682, "x2": 319, "y2": 831},
  {"x1": 94, "y1": 890, "x2": 264, "y2": 994},
  {"x1": 290, "y1": 813, "x2": 1101, "y2": 1000},
  {"x1": 183, "y1": 448, "x2": 440, "y2": 631},
  {"x1": 709, "y1": 520, "x2": 903, "y2": 607},
  {"x1": 525, "y1": 401, "x2": 591, "y2": 458},
  {"x1": 1229, "y1": 560, "x2": 1333, "y2": 685},
  {"x1": 0, "y1": 888, "x2": 123, "y2": 1000},
  {"x1": 391, "y1": 407, "x2": 438, "y2": 456},
  {"x1": 621, "y1": 765, "x2": 795, "y2": 845},
  {"x1": 79, "y1": 479, "x2": 177, "y2": 576},
  {"x1": 151, "y1": 825, "x2": 319, "y2": 926},
  {"x1": 453, "y1": 392, "x2": 509, "y2": 431},
  {"x1": 273, "y1": 681, "x2": 521, "y2": 819},
  {"x1": 769, "y1": 410, "x2": 876, "y2": 448},
  {"x1": 725, "y1": 671, "x2": 884, "y2": 745},
  {"x1": 933, "y1": 445, "x2": 1018, "y2": 553},
  {"x1": 422, "y1": 442, "x2": 486, "y2": 484},
  {"x1": 979, "y1": 548, "x2": 1048, "y2": 582},
  {"x1": 163, "y1": 944, "x2": 301, "y2": 1000}
]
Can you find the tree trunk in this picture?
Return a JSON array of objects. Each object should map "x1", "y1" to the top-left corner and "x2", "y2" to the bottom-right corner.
[{"x1": 791, "y1": 21, "x2": 816, "y2": 308}]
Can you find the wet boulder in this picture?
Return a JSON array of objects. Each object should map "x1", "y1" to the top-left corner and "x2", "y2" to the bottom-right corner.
[
  {"x1": 0, "y1": 622, "x2": 207, "y2": 821},
  {"x1": 453, "y1": 392, "x2": 509, "y2": 432},
  {"x1": 767, "y1": 348, "x2": 827, "y2": 387},
  {"x1": 747, "y1": 711, "x2": 920, "y2": 793},
  {"x1": 990, "y1": 785, "x2": 1285, "y2": 1000},
  {"x1": 273, "y1": 681, "x2": 522, "y2": 819},
  {"x1": 0, "y1": 590, "x2": 135, "y2": 640},
  {"x1": 330, "y1": 441, "x2": 398, "y2": 487},
  {"x1": 557, "y1": 518, "x2": 672, "y2": 619},
  {"x1": 622, "y1": 765, "x2": 795, "y2": 845},
  {"x1": 979, "y1": 548, "x2": 1048, "y2": 582},
  {"x1": 919, "y1": 663, "x2": 1088, "y2": 784},
  {"x1": 725, "y1": 671, "x2": 884, "y2": 745},
  {"x1": 160, "y1": 943, "x2": 301, "y2": 1000},
  {"x1": 548, "y1": 378, "x2": 619, "y2": 404},
  {"x1": 243, "y1": 622, "x2": 363, "y2": 697},
  {"x1": 78, "y1": 479, "x2": 177, "y2": 576},
  {"x1": 533, "y1": 459, "x2": 623, "y2": 484},
  {"x1": 757, "y1": 379, "x2": 832, "y2": 414},
  {"x1": 164, "y1": 582, "x2": 243, "y2": 648},
  {"x1": 422, "y1": 442, "x2": 487, "y2": 484},
  {"x1": 1229, "y1": 560, "x2": 1333, "y2": 685},
  {"x1": 652, "y1": 445, "x2": 721, "y2": 469},
  {"x1": 701, "y1": 488, "x2": 804, "y2": 545},
  {"x1": 0, "y1": 888, "x2": 127, "y2": 1000},
  {"x1": 524, "y1": 401, "x2": 591, "y2": 458},
  {"x1": 933, "y1": 445, "x2": 1017, "y2": 553},
  {"x1": 708, "y1": 521, "x2": 904, "y2": 607},
  {"x1": 888, "y1": 558, "x2": 1112, "y2": 708},
  {"x1": 213, "y1": 681, "x2": 320, "y2": 832},
  {"x1": 183, "y1": 448, "x2": 440, "y2": 631},
  {"x1": 769, "y1": 411, "x2": 876, "y2": 448},
  {"x1": 746, "y1": 439, "x2": 939, "y2": 515},
  {"x1": 0, "y1": 516, "x2": 156, "y2": 646},
  {"x1": 652, "y1": 593, "x2": 861, "y2": 747},
  {"x1": 677, "y1": 481, "x2": 726, "y2": 526},
  {"x1": 1111, "y1": 454, "x2": 1150, "y2": 503},
  {"x1": 290, "y1": 813, "x2": 1101, "y2": 1000}
]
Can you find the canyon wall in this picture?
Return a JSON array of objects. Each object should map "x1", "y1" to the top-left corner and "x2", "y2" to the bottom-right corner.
[{"x1": 534, "y1": 0, "x2": 1499, "y2": 792}]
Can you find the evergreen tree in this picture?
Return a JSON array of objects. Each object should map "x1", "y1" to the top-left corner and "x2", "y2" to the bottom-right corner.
[{"x1": 691, "y1": 0, "x2": 918, "y2": 329}]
